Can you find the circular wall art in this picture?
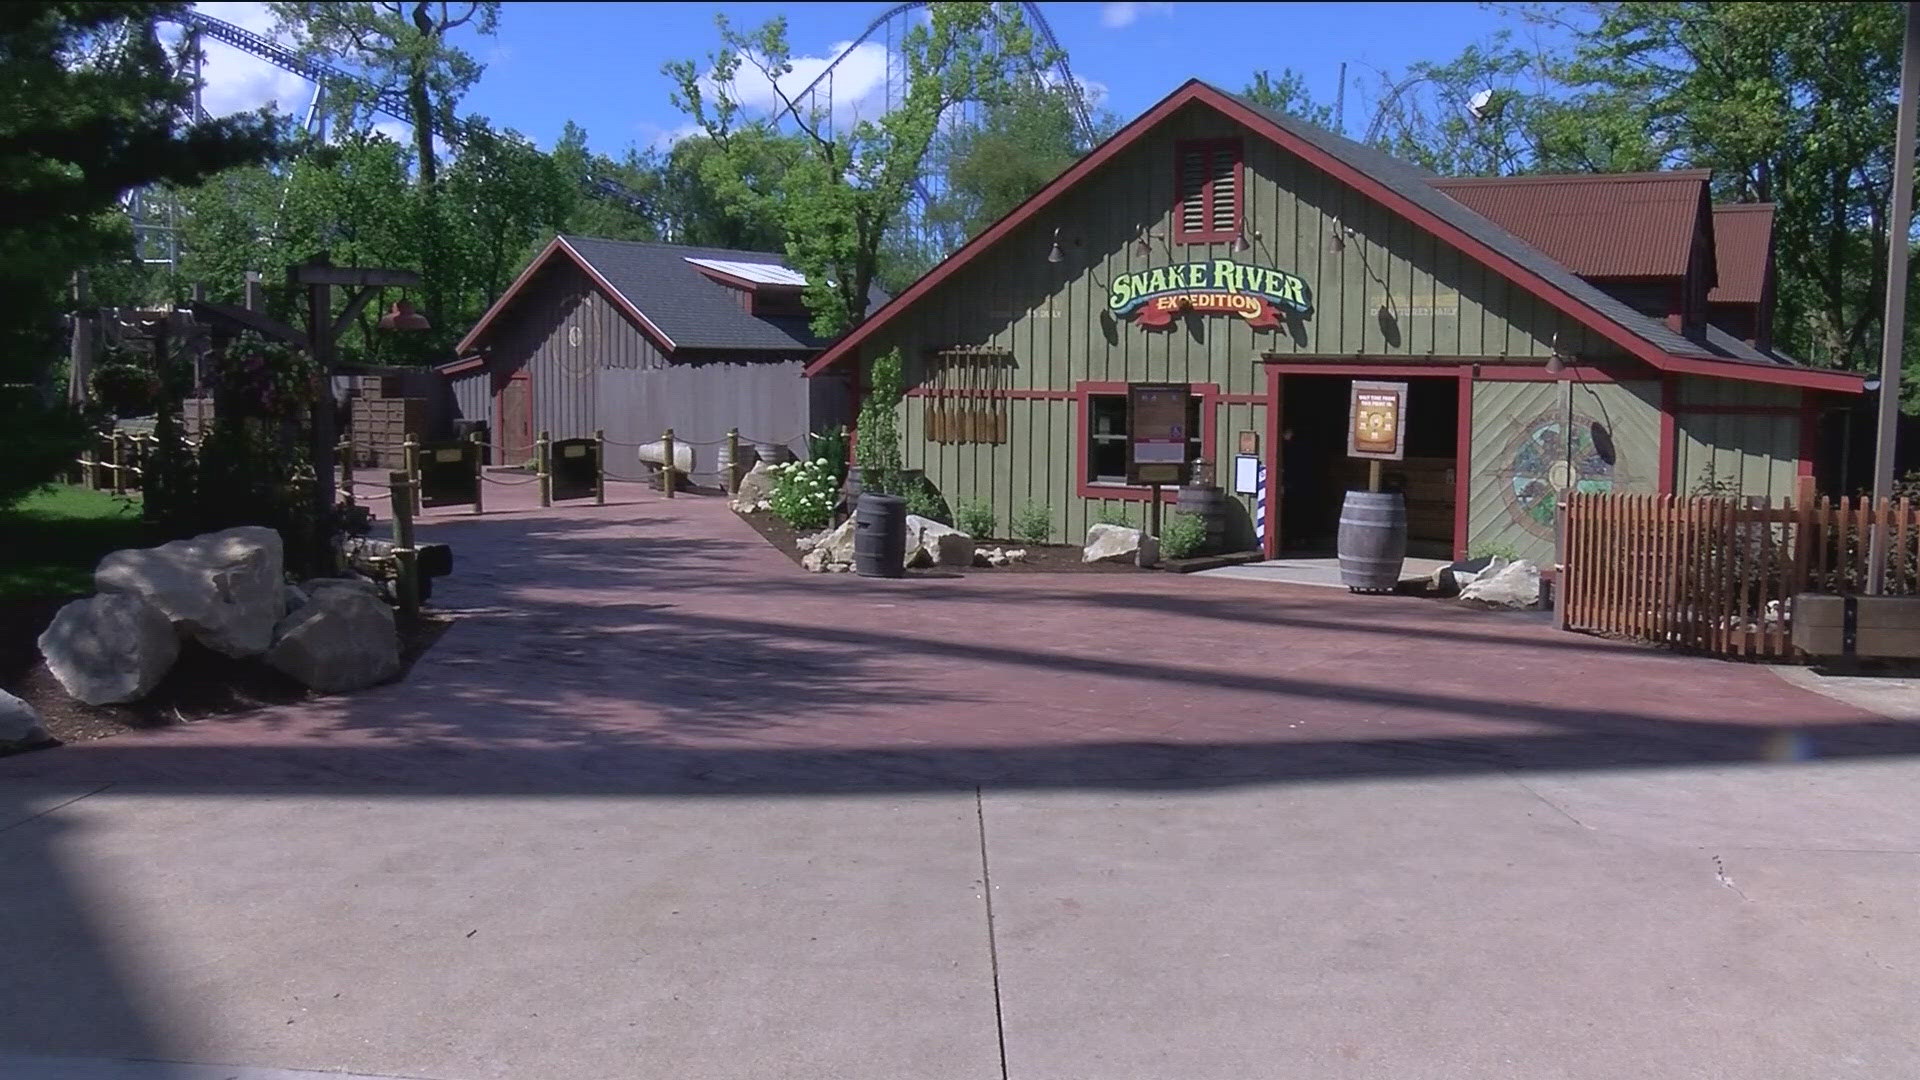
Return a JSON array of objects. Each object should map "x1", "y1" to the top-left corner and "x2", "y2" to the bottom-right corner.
[{"x1": 1496, "y1": 410, "x2": 1628, "y2": 540}]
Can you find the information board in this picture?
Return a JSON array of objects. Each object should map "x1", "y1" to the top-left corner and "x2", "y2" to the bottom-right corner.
[
  {"x1": 417, "y1": 441, "x2": 479, "y2": 508},
  {"x1": 550, "y1": 437, "x2": 600, "y2": 502},
  {"x1": 1347, "y1": 381, "x2": 1408, "y2": 461},
  {"x1": 1127, "y1": 383, "x2": 1191, "y2": 486}
]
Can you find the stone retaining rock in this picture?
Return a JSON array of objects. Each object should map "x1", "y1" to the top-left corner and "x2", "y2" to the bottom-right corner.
[
  {"x1": 266, "y1": 587, "x2": 401, "y2": 693},
  {"x1": 1459, "y1": 559, "x2": 1542, "y2": 608},
  {"x1": 0, "y1": 689, "x2": 49, "y2": 751},
  {"x1": 800, "y1": 518, "x2": 856, "y2": 573},
  {"x1": 96, "y1": 525, "x2": 285, "y2": 657},
  {"x1": 1083, "y1": 524, "x2": 1159, "y2": 567},
  {"x1": 37, "y1": 593, "x2": 180, "y2": 705},
  {"x1": 905, "y1": 516, "x2": 975, "y2": 568},
  {"x1": 728, "y1": 461, "x2": 777, "y2": 513}
]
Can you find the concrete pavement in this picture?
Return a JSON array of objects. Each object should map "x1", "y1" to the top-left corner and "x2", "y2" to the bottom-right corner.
[{"x1": 5, "y1": 482, "x2": 1919, "y2": 1078}]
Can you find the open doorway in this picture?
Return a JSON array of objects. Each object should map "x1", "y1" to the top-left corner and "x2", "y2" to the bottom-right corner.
[{"x1": 1278, "y1": 374, "x2": 1460, "y2": 559}]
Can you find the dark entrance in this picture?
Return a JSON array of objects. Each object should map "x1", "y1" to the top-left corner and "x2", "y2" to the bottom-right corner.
[{"x1": 1278, "y1": 374, "x2": 1460, "y2": 559}]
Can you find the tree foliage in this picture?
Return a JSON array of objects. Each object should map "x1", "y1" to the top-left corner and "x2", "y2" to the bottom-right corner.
[
  {"x1": 0, "y1": 2, "x2": 280, "y2": 507},
  {"x1": 1242, "y1": 68, "x2": 1337, "y2": 130},
  {"x1": 666, "y1": 4, "x2": 1057, "y2": 337},
  {"x1": 926, "y1": 79, "x2": 1107, "y2": 245}
]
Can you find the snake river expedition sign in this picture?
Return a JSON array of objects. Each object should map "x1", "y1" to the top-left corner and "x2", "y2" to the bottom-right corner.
[{"x1": 1107, "y1": 259, "x2": 1313, "y2": 329}]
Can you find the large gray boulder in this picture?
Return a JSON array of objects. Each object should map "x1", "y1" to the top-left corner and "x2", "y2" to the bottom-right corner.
[
  {"x1": 800, "y1": 518, "x2": 856, "y2": 573},
  {"x1": 1459, "y1": 559, "x2": 1543, "y2": 608},
  {"x1": 96, "y1": 525, "x2": 285, "y2": 657},
  {"x1": 728, "y1": 461, "x2": 778, "y2": 513},
  {"x1": 0, "y1": 689, "x2": 49, "y2": 751},
  {"x1": 1083, "y1": 524, "x2": 1159, "y2": 567},
  {"x1": 37, "y1": 593, "x2": 180, "y2": 705},
  {"x1": 905, "y1": 515, "x2": 975, "y2": 568},
  {"x1": 265, "y1": 587, "x2": 401, "y2": 693}
]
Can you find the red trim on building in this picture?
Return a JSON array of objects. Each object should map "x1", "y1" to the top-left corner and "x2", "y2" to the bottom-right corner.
[
  {"x1": 1659, "y1": 377, "x2": 1678, "y2": 495},
  {"x1": 1454, "y1": 368, "x2": 1474, "y2": 559},
  {"x1": 1172, "y1": 137, "x2": 1243, "y2": 244},
  {"x1": 1217, "y1": 392, "x2": 1265, "y2": 405},
  {"x1": 1073, "y1": 380, "x2": 1219, "y2": 502},
  {"x1": 1672, "y1": 404, "x2": 1804, "y2": 416},
  {"x1": 1264, "y1": 365, "x2": 1282, "y2": 558},
  {"x1": 805, "y1": 80, "x2": 1865, "y2": 396},
  {"x1": 435, "y1": 356, "x2": 485, "y2": 375}
]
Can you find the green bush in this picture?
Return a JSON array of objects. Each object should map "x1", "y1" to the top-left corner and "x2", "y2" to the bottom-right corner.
[
  {"x1": 854, "y1": 349, "x2": 904, "y2": 496},
  {"x1": 954, "y1": 498, "x2": 997, "y2": 539},
  {"x1": 1011, "y1": 502, "x2": 1052, "y2": 544},
  {"x1": 1160, "y1": 511, "x2": 1208, "y2": 559},
  {"x1": 0, "y1": 389, "x2": 87, "y2": 511},
  {"x1": 768, "y1": 457, "x2": 838, "y2": 531},
  {"x1": 808, "y1": 426, "x2": 849, "y2": 488},
  {"x1": 905, "y1": 480, "x2": 949, "y2": 524},
  {"x1": 90, "y1": 363, "x2": 158, "y2": 418},
  {"x1": 1095, "y1": 505, "x2": 1133, "y2": 527}
]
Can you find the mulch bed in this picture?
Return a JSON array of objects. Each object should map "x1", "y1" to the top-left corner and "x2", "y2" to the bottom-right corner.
[
  {"x1": 736, "y1": 509, "x2": 1144, "y2": 574},
  {"x1": 1, "y1": 596, "x2": 450, "y2": 754}
]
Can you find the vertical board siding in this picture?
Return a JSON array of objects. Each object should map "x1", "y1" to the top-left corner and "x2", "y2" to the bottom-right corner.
[
  {"x1": 488, "y1": 258, "x2": 817, "y2": 485},
  {"x1": 864, "y1": 102, "x2": 1617, "y2": 529},
  {"x1": 1673, "y1": 376, "x2": 1803, "y2": 500},
  {"x1": 449, "y1": 372, "x2": 490, "y2": 425}
]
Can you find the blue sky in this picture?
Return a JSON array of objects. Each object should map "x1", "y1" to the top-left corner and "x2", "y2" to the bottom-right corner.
[{"x1": 188, "y1": 2, "x2": 1568, "y2": 154}]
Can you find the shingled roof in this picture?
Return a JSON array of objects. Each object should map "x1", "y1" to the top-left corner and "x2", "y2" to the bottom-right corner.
[
  {"x1": 457, "y1": 236, "x2": 861, "y2": 356},
  {"x1": 807, "y1": 79, "x2": 1856, "y2": 391}
]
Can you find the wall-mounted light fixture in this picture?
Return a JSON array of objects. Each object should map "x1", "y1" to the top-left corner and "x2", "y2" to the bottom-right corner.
[
  {"x1": 1047, "y1": 227, "x2": 1063, "y2": 264},
  {"x1": 1329, "y1": 217, "x2": 1354, "y2": 253},
  {"x1": 1234, "y1": 224, "x2": 1261, "y2": 254},
  {"x1": 1545, "y1": 331, "x2": 1571, "y2": 375},
  {"x1": 1133, "y1": 225, "x2": 1160, "y2": 257}
]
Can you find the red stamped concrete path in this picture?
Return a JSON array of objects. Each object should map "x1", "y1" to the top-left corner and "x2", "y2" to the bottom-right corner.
[{"x1": 2, "y1": 479, "x2": 1904, "y2": 795}]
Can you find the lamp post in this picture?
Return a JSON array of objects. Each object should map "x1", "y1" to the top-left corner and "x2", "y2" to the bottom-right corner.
[{"x1": 286, "y1": 253, "x2": 426, "y2": 562}]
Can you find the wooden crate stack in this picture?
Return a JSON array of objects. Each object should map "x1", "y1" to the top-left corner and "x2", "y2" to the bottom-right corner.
[{"x1": 351, "y1": 394, "x2": 428, "y2": 468}]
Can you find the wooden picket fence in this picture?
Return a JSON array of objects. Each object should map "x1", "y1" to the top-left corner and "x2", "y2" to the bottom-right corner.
[{"x1": 1559, "y1": 487, "x2": 1920, "y2": 660}]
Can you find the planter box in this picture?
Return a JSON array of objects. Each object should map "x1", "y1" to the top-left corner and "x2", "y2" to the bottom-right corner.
[{"x1": 1792, "y1": 593, "x2": 1920, "y2": 658}]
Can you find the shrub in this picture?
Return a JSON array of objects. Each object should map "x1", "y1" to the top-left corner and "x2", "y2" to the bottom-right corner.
[
  {"x1": 1095, "y1": 505, "x2": 1133, "y2": 527},
  {"x1": 0, "y1": 388, "x2": 87, "y2": 511},
  {"x1": 954, "y1": 498, "x2": 997, "y2": 539},
  {"x1": 808, "y1": 426, "x2": 849, "y2": 487},
  {"x1": 1160, "y1": 512, "x2": 1208, "y2": 559},
  {"x1": 905, "y1": 481, "x2": 949, "y2": 524},
  {"x1": 768, "y1": 457, "x2": 838, "y2": 531},
  {"x1": 854, "y1": 348, "x2": 904, "y2": 495},
  {"x1": 90, "y1": 363, "x2": 158, "y2": 418},
  {"x1": 1011, "y1": 502, "x2": 1052, "y2": 544}
]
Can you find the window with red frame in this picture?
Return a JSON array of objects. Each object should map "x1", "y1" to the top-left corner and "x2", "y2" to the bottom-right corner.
[{"x1": 1174, "y1": 139, "x2": 1242, "y2": 244}]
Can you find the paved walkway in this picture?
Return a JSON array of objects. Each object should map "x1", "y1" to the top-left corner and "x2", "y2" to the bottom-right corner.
[{"x1": 5, "y1": 483, "x2": 1920, "y2": 1078}]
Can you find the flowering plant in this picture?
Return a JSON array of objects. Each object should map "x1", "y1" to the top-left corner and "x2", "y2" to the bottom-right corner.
[
  {"x1": 768, "y1": 456, "x2": 839, "y2": 531},
  {"x1": 210, "y1": 331, "x2": 319, "y2": 420}
]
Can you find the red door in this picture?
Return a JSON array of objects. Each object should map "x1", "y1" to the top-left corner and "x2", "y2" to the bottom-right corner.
[{"x1": 496, "y1": 369, "x2": 533, "y2": 466}]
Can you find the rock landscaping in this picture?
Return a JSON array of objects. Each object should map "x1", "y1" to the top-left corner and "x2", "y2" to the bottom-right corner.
[
  {"x1": 0, "y1": 688, "x2": 50, "y2": 752},
  {"x1": 1082, "y1": 523, "x2": 1160, "y2": 567}
]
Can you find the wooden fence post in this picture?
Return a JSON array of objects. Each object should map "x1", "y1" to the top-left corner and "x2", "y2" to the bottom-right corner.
[
  {"x1": 337, "y1": 439, "x2": 354, "y2": 507},
  {"x1": 595, "y1": 428, "x2": 606, "y2": 506},
  {"x1": 470, "y1": 429, "x2": 486, "y2": 515},
  {"x1": 726, "y1": 427, "x2": 740, "y2": 495},
  {"x1": 109, "y1": 430, "x2": 124, "y2": 495},
  {"x1": 402, "y1": 434, "x2": 421, "y2": 514},
  {"x1": 537, "y1": 430, "x2": 551, "y2": 507},
  {"x1": 662, "y1": 428, "x2": 676, "y2": 500},
  {"x1": 388, "y1": 470, "x2": 419, "y2": 624}
]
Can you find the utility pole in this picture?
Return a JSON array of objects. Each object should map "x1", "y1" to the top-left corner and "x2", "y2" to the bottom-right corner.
[{"x1": 1868, "y1": 1, "x2": 1920, "y2": 594}]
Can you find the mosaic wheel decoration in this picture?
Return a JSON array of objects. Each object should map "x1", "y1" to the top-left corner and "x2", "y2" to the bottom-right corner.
[{"x1": 1497, "y1": 411, "x2": 1626, "y2": 541}]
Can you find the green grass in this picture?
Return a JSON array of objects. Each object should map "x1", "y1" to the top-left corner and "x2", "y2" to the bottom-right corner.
[{"x1": 0, "y1": 485, "x2": 148, "y2": 600}]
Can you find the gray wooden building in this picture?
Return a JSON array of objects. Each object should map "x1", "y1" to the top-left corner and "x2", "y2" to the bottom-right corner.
[{"x1": 441, "y1": 236, "x2": 855, "y2": 484}]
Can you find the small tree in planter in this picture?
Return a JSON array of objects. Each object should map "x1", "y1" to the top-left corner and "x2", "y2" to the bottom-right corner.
[{"x1": 854, "y1": 348, "x2": 905, "y2": 496}]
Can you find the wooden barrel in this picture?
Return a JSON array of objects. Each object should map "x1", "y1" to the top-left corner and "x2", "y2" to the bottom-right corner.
[
  {"x1": 1175, "y1": 485, "x2": 1231, "y2": 555},
  {"x1": 853, "y1": 493, "x2": 907, "y2": 578},
  {"x1": 754, "y1": 442, "x2": 790, "y2": 467},
  {"x1": 1337, "y1": 490, "x2": 1407, "y2": 593}
]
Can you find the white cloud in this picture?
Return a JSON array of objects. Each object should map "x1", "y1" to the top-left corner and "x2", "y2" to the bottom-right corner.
[
  {"x1": 1100, "y1": 2, "x2": 1174, "y2": 29},
  {"x1": 709, "y1": 40, "x2": 898, "y2": 132},
  {"x1": 163, "y1": 2, "x2": 318, "y2": 119}
]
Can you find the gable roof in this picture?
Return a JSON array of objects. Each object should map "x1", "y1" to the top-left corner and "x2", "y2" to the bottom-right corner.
[
  {"x1": 1429, "y1": 171, "x2": 1711, "y2": 279},
  {"x1": 1708, "y1": 203, "x2": 1775, "y2": 305},
  {"x1": 456, "y1": 235, "x2": 825, "y2": 356},
  {"x1": 805, "y1": 79, "x2": 1859, "y2": 393}
]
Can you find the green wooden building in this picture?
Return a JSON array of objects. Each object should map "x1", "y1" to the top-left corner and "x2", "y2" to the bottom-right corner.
[{"x1": 806, "y1": 80, "x2": 1865, "y2": 564}]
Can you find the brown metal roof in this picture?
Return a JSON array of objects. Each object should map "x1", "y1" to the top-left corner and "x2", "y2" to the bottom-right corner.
[
  {"x1": 1708, "y1": 203, "x2": 1774, "y2": 305},
  {"x1": 1430, "y1": 170, "x2": 1710, "y2": 279}
]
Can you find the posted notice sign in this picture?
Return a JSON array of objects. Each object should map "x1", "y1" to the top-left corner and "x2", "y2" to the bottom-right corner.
[
  {"x1": 1347, "y1": 380, "x2": 1408, "y2": 461},
  {"x1": 1128, "y1": 382, "x2": 1191, "y2": 486}
]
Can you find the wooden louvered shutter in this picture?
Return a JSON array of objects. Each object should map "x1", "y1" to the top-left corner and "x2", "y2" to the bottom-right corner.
[{"x1": 1173, "y1": 138, "x2": 1241, "y2": 243}]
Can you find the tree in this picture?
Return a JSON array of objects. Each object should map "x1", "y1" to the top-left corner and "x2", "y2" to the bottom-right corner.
[
  {"x1": 0, "y1": 2, "x2": 280, "y2": 506},
  {"x1": 926, "y1": 78, "x2": 1102, "y2": 245},
  {"x1": 1242, "y1": 68, "x2": 1337, "y2": 129},
  {"x1": 1544, "y1": 2, "x2": 1904, "y2": 369},
  {"x1": 667, "y1": 4, "x2": 1055, "y2": 337},
  {"x1": 269, "y1": 2, "x2": 499, "y2": 191},
  {"x1": 442, "y1": 120, "x2": 573, "y2": 305},
  {"x1": 657, "y1": 133, "x2": 792, "y2": 251},
  {"x1": 551, "y1": 121, "x2": 660, "y2": 243}
]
